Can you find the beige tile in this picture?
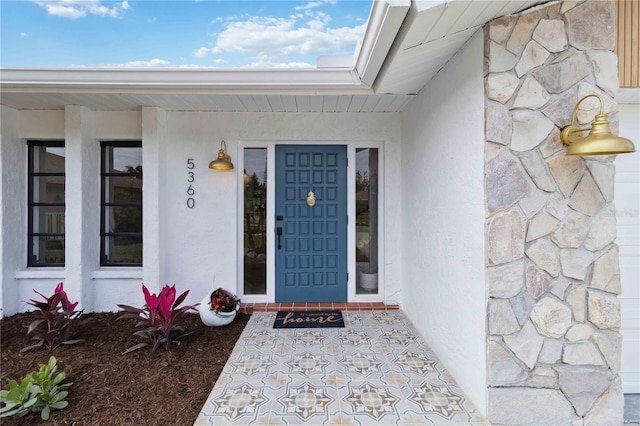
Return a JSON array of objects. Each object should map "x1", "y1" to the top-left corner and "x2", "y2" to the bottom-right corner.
[{"x1": 194, "y1": 311, "x2": 488, "y2": 425}]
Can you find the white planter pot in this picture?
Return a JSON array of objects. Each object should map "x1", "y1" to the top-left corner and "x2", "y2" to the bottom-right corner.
[
  {"x1": 359, "y1": 272, "x2": 378, "y2": 290},
  {"x1": 199, "y1": 294, "x2": 238, "y2": 327}
]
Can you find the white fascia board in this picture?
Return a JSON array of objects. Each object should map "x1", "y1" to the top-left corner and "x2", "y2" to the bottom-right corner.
[
  {"x1": 0, "y1": 67, "x2": 373, "y2": 95},
  {"x1": 355, "y1": 0, "x2": 411, "y2": 87}
]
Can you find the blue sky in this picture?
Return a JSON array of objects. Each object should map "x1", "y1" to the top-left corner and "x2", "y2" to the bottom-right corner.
[{"x1": 0, "y1": 0, "x2": 372, "y2": 68}]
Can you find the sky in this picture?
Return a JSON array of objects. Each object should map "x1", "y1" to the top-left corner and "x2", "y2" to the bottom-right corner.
[{"x1": 0, "y1": 0, "x2": 372, "y2": 69}]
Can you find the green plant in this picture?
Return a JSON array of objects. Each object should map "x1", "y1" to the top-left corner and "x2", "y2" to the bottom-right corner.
[
  {"x1": 117, "y1": 283, "x2": 198, "y2": 355},
  {"x1": 22, "y1": 282, "x2": 86, "y2": 352},
  {"x1": 0, "y1": 356, "x2": 71, "y2": 421}
]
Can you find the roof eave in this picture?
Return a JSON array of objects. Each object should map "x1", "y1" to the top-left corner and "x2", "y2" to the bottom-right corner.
[{"x1": 0, "y1": 67, "x2": 375, "y2": 95}]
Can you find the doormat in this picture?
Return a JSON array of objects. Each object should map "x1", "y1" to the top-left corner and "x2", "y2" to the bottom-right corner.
[{"x1": 273, "y1": 310, "x2": 344, "y2": 328}]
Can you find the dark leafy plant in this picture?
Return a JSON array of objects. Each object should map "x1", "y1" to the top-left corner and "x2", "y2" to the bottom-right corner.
[
  {"x1": 22, "y1": 282, "x2": 85, "y2": 352},
  {"x1": 0, "y1": 356, "x2": 71, "y2": 421},
  {"x1": 117, "y1": 283, "x2": 198, "y2": 355}
]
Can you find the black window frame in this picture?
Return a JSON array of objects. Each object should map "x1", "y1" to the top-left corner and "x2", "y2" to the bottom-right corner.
[
  {"x1": 27, "y1": 140, "x2": 66, "y2": 267},
  {"x1": 100, "y1": 141, "x2": 143, "y2": 267}
]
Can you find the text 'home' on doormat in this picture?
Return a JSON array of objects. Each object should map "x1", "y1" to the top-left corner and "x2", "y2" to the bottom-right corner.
[{"x1": 273, "y1": 310, "x2": 345, "y2": 328}]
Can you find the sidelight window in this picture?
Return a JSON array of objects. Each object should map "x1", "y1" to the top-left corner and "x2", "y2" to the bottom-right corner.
[{"x1": 355, "y1": 148, "x2": 379, "y2": 294}]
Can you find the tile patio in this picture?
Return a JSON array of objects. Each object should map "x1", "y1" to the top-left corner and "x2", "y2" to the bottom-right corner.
[{"x1": 195, "y1": 310, "x2": 487, "y2": 425}]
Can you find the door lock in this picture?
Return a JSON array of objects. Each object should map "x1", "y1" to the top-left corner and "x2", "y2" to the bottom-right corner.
[{"x1": 276, "y1": 227, "x2": 283, "y2": 250}]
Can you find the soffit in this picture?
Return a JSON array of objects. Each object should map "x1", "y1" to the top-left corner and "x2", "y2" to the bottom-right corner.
[
  {"x1": 0, "y1": 91, "x2": 414, "y2": 112},
  {"x1": 374, "y1": 0, "x2": 552, "y2": 95}
]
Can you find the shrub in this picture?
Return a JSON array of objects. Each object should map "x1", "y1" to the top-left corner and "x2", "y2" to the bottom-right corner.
[
  {"x1": 117, "y1": 283, "x2": 198, "y2": 355},
  {"x1": 22, "y1": 283, "x2": 86, "y2": 352},
  {"x1": 0, "y1": 356, "x2": 71, "y2": 421}
]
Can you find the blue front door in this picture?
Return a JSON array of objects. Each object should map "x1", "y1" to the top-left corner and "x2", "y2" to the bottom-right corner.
[{"x1": 275, "y1": 145, "x2": 348, "y2": 302}]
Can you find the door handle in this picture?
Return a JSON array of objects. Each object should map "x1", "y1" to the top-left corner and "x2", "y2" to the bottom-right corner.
[{"x1": 276, "y1": 227, "x2": 283, "y2": 250}]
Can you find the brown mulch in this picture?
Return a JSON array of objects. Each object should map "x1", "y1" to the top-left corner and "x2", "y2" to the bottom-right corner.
[{"x1": 0, "y1": 311, "x2": 250, "y2": 425}]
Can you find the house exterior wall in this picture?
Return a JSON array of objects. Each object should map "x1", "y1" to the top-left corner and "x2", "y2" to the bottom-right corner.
[
  {"x1": 400, "y1": 31, "x2": 487, "y2": 413},
  {"x1": 0, "y1": 106, "x2": 26, "y2": 317},
  {"x1": 617, "y1": 97, "x2": 640, "y2": 394},
  {"x1": 485, "y1": 1, "x2": 624, "y2": 423},
  {"x1": 0, "y1": 109, "x2": 402, "y2": 314}
]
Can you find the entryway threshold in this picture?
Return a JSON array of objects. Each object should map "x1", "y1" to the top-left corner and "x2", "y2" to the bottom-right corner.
[
  {"x1": 239, "y1": 302, "x2": 399, "y2": 314},
  {"x1": 195, "y1": 310, "x2": 487, "y2": 425}
]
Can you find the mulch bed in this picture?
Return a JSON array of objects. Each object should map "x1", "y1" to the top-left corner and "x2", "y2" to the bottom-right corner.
[{"x1": 0, "y1": 311, "x2": 250, "y2": 425}]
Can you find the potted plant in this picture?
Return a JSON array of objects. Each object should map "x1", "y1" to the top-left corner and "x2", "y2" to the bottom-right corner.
[{"x1": 199, "y1": 288, "x2": 240, "y2": 327}]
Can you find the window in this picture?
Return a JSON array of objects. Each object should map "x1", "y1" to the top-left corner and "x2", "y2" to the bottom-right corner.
[
  {"x1": 28, "y1": 141, "x2": 65, "y2": 266},
  {"x1": 243, "y1": 148, "x2": 267, "y2": 295},
  {"x1": 355, "y1": 148, "x2": 379, "y2": 294},
  {"x1": 101, "y1": 142, "x2": 142, "y2": 266}
]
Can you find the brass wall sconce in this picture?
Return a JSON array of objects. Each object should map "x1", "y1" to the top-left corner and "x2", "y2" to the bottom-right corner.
[
  {"x1": 561, "y1": 94, "x2": 635, "y2": 156},
  {"x1": 209, "y1": 140, "x2": 234, "y2": 170}
]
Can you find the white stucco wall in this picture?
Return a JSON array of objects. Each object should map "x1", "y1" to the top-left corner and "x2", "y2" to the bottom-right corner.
[
  {"x1": 400, "y1": 31, "x2": 487, "y2": 414},
  {"x1": 1, "y1": 106, "x2": 27, "y2": 316},
  {"x1": 161, "y1": 112, "x2": 402, "y2": 308},
  {"x1": 1, "y1": 107, "x2": 402, "y2": 313}
]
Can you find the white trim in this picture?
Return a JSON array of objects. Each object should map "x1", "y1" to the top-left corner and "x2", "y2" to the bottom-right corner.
[
  {"x1": 15, "y1": 269, "x2": 65, "y2": 279},
  {"x1": 0, "y1": 68, "x2": 370, "y2": 94},
  {"x1": 348, "y1": 141, "x2": 385, "y2": 303},
  {"x1": 355, "y1": 0, "x2": 411, "y2": 87}
]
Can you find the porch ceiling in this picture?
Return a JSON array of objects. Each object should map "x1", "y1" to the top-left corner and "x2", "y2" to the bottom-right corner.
[{"x1": 0, "y1": 0, "x2": 551, "y2": 113}]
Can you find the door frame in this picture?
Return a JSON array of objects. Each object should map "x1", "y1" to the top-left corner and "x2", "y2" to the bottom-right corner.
[{"x1": 237, "y1": 140, "x2": 385, "y2": 304}]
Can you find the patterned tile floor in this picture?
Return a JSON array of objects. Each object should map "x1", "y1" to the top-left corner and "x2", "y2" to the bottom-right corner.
[{"x1": 195, "y1": 311, "x2": 487, "y2": 425}]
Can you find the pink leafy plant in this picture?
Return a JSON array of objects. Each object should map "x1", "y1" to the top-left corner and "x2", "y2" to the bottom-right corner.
[
  {"x1": 117, "y1": 283, "x2": 198, "y2": 355},
  {"x1": 22, "y1": 282, "x2": 86, "y2": 352}
]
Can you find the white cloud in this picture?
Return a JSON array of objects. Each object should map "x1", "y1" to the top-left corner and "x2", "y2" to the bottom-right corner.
[
  {"x1": 210, "y1": 11, "x2": 366, "y2": 67},
  {"x1": 32, "y1": 0, "x2": 130, "y2": 19},
  {"x1": 295, "y1": 0, "x2": 337, "y2": 12},
  {"x1": 20, "y1": 32, "x2": 29, "y2": 37},
  {"x1": 245, "y1": 60, "x2": 315, "y2": 69},
  {"x1": 194, "y1": 47, "x2": 211, "y2": 58},
  {"x1": 114, "y1": 58, "x2": 172, "y2": 67}
]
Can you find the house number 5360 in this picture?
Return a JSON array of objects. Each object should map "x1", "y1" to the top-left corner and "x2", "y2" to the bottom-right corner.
[{"x1": 186, "y1": 159, "x2": 196, "y2": 208}]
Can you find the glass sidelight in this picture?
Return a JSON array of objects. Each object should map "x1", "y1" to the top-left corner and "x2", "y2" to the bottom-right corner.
[
  {"x1": 355, "y1": 148, "x2": 379, "y2": 294},
  {"x1": 243, "y1": 148, "x2": 267, "y2": 295}
]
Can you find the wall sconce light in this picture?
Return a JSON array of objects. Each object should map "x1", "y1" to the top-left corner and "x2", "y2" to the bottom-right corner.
[
  {"x1": 209, "y1": 140, "x2": 234, "y2": 170},
  {"x1": 561, "y1": 94, "x2": 635, "y2": 156}
]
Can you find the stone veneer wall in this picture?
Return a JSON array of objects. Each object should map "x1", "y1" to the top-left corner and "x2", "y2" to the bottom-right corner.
[{"x1": 484, "y1": 1, "x2": 624, "y2": 424}]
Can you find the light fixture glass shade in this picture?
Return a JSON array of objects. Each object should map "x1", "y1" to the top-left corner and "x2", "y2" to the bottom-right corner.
[
  {"x1": 561, "y1": 94, "x2": 636, "y2": 156},
  {"x1": 209, "y1": 140, "x2": 234, "y2": 170}
]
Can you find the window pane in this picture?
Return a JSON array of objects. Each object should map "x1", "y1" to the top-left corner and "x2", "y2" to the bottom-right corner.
[
  {"x1": 104, "y1": 236, "x2": 142, "y2": 265},
  {"x1": 105, "y1": 147, "x2": 142, "y2": 173},
  {"x1": 31, "y1": 176, "x2": 65, "y2": 203},
  {"x1": 104, "y1": 206, "x2": 142, "y2": 233},
  {"x1": 106, "y1": 176, "x2": 143, "y2": 203},
  {"x1": 356, "y1": 148, "x2": 379, "y2": 294},
  {"x1": 33, "y1": 146, "x2": 65, "y2": 173},
  {"x1": 32, "y1": 205, "x2": 65, "y2": 234},
  {"x1": 244, "y1": 148, "x2": 267, "y2": 295},
  {"x1": 30, "y1": 236, "x2": 65, "y2": 265}
]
